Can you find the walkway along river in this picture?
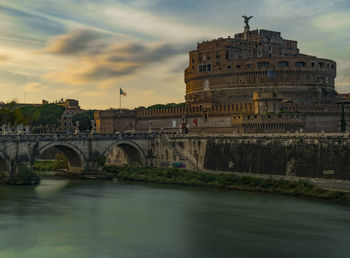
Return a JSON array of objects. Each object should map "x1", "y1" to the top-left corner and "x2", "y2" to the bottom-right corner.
[{"x1": 0, "y1": 178, "x2": 350, "y2": 258}]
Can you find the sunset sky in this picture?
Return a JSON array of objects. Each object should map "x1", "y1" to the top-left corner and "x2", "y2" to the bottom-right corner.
[{"x1": 0, "y1": 0, "x2": 350, "y2": 109}]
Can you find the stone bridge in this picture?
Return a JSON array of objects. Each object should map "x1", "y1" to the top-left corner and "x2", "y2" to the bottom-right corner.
[
  {"x1": 0, "y1": 133, "x2": 153, "y2": 176},
  {"x1": 1, "y1": 133, "x2": 350, "y2": 180}
]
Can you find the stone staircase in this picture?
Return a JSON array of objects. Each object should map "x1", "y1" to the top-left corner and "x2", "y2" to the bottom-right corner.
[{"x1": 159, "y1": 135, "x2": 197, "y2": 170}]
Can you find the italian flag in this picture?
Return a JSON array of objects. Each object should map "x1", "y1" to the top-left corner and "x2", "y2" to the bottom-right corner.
[{"x1": 120, "y1": 88, "x2": 127, "y2": 96}]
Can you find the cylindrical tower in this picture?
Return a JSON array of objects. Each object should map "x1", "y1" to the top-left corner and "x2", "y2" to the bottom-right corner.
[{"x1": 184, "y1": 28, "x2": 337, "y2": 106}]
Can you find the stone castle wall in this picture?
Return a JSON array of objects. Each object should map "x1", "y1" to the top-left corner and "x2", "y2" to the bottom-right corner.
[
  {"x1": 185, "y1": 28, "x2": 337, "y2": 105},
  {"x1": 95, "y1": 101, "x2": 350, "y2": 134},
  {"x1": 163, "y1": 134, "x2": 350, "y2": 180},
  {"x1": 185, "y1": 56, "x2": 336, "y2": 105}
]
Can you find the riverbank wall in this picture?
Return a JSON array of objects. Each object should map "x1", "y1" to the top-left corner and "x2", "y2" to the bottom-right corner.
[{"x1": 155, "y1": 134, "x2": 350, "y2": 180}]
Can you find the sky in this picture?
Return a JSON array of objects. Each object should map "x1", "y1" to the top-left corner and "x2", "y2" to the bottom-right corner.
[{"x1": 0, "y1": 0, "x2": 350, "y2": 109}]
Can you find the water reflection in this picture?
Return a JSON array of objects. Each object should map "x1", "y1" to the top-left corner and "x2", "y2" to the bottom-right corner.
[
  {"x1": 0, "y1": 179, "x2": 349, "y2": 258},
  {"x1": 35, "y1": 179, "x2": 69, "y2": 195}
]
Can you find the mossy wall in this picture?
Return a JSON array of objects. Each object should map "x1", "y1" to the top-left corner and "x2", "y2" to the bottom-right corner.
[{"x1": 203, "y1": 137, "x2": 350, "y2": 180}]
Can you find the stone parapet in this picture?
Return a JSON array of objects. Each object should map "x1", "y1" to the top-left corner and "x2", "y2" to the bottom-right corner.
[
  {"x1": 282, "y1": 103, "x2": 350, "y2": 114},
  {"x1": 136, "y1": 102, "x2": 255, "y2": 119}
]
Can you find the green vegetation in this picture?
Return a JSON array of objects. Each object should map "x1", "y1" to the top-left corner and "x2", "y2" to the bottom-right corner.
[
  {"x1": 4, "y1": 164, "x2": 40, "y2": 185},
  {"x1": 147, "y1": 102, "x2": 186, "y2": 109},
  {"x1": 0, "y1": 101, "x2": 66, "y2": 133},
  {"x1": 72, "y1": 110, "x2": 95, "y2": 132},
  {"x1": 0, "y1": 101, "x2": 27, "y2": 126},
  {"x1": 53, "y1": 153, "x2": 68, "y2": 170},
  {"x1": 104, "y1": 166, "x2": 349, "y2": 202},
  {"x1": 33, "y1": 154, "x2": 68, "y2": 171},
  {"x1": 96, "y1": 155, "x2": 107, "y2": 167},
  {"x1": 33, "y1": 160, "x2": 55, "y2": 171},
  {"x1": 20, "y1": 104, "x2": 65, "y2": 133}
]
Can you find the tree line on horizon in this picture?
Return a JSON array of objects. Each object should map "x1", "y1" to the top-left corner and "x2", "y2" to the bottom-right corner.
[
  {"x1": 145, "y1": 102, "x2": 186, "y2": 109},
  {"x1": 1, "y1": 100, "x2": 187, "y2": 133},
  {"x1": 0, "y1": 101, "x2": 95, "y2": 133},
  {"x1": 0, "y1": 101, "x2": 65, "y2": 133}
]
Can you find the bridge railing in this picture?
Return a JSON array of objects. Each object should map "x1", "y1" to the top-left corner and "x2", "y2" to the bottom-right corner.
[{"x1": 0, "y1": 132, "x2": 160, "y2": 141}]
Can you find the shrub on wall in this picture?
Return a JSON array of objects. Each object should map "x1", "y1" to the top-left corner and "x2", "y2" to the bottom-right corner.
[{"x1": 96, "y1": 155, "x2": 107, "y2": 167}]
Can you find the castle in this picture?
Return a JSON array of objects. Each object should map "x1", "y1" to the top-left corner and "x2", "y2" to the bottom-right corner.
[{"x1": 95, "y1": 18, "x2": 349, "y2": 134}]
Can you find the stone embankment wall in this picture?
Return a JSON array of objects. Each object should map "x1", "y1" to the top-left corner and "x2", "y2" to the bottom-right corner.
[{"x1": 165, "y1": 134, "x2": 350, "y2": 180}]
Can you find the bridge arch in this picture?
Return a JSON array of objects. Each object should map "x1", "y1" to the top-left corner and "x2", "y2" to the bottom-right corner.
[
  {"x1": 38, "y1": 142, "x2": 87, "y2": 173},
  {"x1": 104, "y1": 141, "x2": 146, "y2": 166}
]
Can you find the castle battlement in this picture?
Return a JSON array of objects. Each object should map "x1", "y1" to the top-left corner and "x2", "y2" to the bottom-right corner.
[{"x1": 185, "y1": 22, "x2": 336, "y2": 106}]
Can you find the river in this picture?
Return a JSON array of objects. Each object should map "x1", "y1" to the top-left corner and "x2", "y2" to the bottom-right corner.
[{"x1": 0, "y1": 178, "x2": 349, "y2": 258}]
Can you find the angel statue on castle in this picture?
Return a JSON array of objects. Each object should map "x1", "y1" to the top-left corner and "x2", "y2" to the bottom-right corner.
[{"x1": 242, "y1": 15, "x2": 253, "y2": 27}]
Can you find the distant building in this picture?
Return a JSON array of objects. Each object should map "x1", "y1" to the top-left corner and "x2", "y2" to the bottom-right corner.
[
  {"x1": 185, "y1": 27, "x2": 336, "y2": 107},
  {"x1": 58, "y1": 99, "x2": 80, "y2": 109},
  {"x1": 93, "y1": 19, "x2": 348, "y2": 134},
  {"x1": 60, "y1": 99, "x2": 84, "y2": 133}
]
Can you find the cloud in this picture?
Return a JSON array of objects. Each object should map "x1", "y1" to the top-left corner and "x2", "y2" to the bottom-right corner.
[
  {"x1": 343, "y1": 67, "x2": 350, "y2": 77},
  {"x1": 45, "y1": 29, "x2": 105, "y2": 55},
  {"x1": 312, "y1": 12, "x2": 350, "y2": 31},
  {"x1": 42, "y1": 29, "x2": 192, "y2": 85},
  {"x1": 0, "y1": 54, "x2": 9, "y2": 63},
  {"x1": 83, "y1": 91, "x2": 105, "y2": 96},
  {"x1": 100, "y1": 4, "x2": 213, "y2": 41},
  {"x1": 25, "y1": 82, "x2": 45, "y2": 91}
]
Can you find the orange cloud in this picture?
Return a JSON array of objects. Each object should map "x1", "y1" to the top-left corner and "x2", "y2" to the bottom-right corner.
[
  {"x1": 25, "y1": 82, "x2": 45, "y2": 91},
  {"x1": 42, "y1": 29, "x2": 191, "y2": 86},
  {"x1": 45, "y1": 29, "x2": 104, "y2": 55},
  {"x1": 0, "y1": 54, "x2": 10, "y2": 63}
]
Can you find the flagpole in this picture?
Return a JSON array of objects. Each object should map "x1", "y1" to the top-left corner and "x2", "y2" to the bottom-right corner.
[{"x1": 119, "y1": 87, "x2": 121, "y2": 110}]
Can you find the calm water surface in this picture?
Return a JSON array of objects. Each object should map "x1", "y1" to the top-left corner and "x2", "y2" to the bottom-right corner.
[{"x1": 0, "y1": 178, "x2": 350, "y2": 258}]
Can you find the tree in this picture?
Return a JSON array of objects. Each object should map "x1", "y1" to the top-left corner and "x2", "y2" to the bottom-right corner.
[
  {"x1": 19, "y1": 105, "x2": 40, "y2": 125},
  {"x1": 53, "y1": 153, "x2": 68, "y2": 170},
  {"x1": 0, "y1": 101, "x2": 26, "y2": 127},
  {"x1": 20, "y1": 104, "x2": 65, "y2": 133},
  {"x1": 72, "y1": 110, "x2": 95, "y2": 132},
  {"x1": 147, "y1": 102, "x2": 186, "y2": 109}
]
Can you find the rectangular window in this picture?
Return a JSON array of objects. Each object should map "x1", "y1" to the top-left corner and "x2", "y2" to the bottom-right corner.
[
  {"x1": 199, "y1": 66, "x2": 202, "y2": 72},
  {"x1": 207, "y1": 64, "x2": 211, "y2": 72}
]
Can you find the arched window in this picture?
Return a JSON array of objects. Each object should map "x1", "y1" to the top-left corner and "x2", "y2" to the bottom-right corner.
[
  {"x1": 278, "y1": 61, "x2": 289, "y2": 68},
  {"x1": 295, "y1": 62, "x2": 306, "y2": 68},
  {"x1": 258, "y1": 62, "x2": 270, "y2": 68}
]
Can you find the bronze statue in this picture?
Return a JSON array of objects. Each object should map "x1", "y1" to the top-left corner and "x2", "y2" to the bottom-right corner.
[{"x1": 242, "y1": 15, "x2": 253, "y2": 27}]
